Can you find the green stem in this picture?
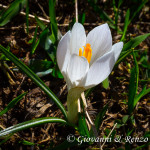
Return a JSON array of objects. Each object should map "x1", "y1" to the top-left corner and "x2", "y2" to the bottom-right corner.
[{"x1": 67, "y1": 87, "x2": 85, "y2": 124}]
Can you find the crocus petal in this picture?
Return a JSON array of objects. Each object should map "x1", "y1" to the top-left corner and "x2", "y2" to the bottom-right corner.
[
  {"x1": 81, "y1": 42, "x2": 123, "y2": 89},
  {"x1": 87, "y1": 23, "x2": 112, "y2": 65},
  {"x1": 70, "y1": 23, "x2": 86, "y2": 55},
  {"x1": 111, "y1": 42, "x2": 123, "y2": 61},
  {"x1": 57, "y1": 31, "x2": 71, "y2": 77},
  {"x1": 66, "y1": 54, "x2": 89, "y2": 89}
]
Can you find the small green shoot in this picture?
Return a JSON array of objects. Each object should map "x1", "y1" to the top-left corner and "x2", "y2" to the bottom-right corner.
[
  {"x1": 0, "y1": 0, "x2": 27, "y2": 26},
  {"x1": 0, "y1": 93, "x2": 26, "y2": 116}
]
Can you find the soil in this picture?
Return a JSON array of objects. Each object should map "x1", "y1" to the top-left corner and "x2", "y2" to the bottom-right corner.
[{"x1": 0, "y1": 0, "x2": 150, "y2": 150}]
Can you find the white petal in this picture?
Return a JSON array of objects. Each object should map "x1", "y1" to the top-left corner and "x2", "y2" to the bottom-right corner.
[
  {"x1": 67, "y1": 54, "x2": 89, "y2": 88},
  {"x1": 57, "y1": 31, "x2": 71, "y2": 77},
  {"x1": 87, "y1": 23, "x2": 112, "y2": 65},
  {"x1": 81, "y1": 52, "x2": 114, "y2": 89},
  {"x1": 111, "y1": 42, "x2": 123, "y2": 61},
  {"x1": 70, "y1": 23, "x2": 86, "y2": 55},
  {"x1": 82, "y1": 41, "x2": 123, "y2": 89}
]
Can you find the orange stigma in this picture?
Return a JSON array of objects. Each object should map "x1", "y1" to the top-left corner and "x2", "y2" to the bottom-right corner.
[{"x1": 79, "y1": 43, "x2": 92, "y2": 63}]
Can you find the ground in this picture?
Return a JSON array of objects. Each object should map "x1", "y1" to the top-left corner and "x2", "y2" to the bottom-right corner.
[{"x1": 0, "y1": 0, "x2": 150, "y2": 149}]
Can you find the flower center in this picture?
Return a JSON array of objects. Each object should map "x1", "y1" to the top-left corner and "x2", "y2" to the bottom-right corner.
[{"x1": 79, "y1": 43, "x2": 92, "y2": 63}]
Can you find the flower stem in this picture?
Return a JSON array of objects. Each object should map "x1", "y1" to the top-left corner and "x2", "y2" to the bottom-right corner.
[
  {"x1": 67, "y1": 87, "x2": 84, "y2": 124},
  {"x1": 75, "y1": 0, "x2": 78, "y2": 22}
]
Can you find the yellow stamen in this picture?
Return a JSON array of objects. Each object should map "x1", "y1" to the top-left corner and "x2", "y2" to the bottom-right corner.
[
  {"x1": 79, "y1": 43, "x2": 92, "y2": 63},
  {"x1": 79, "y1": 48, "x2": 82, "y2": 56}
]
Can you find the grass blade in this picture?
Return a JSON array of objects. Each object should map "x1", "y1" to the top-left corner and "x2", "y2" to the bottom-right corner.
[
  {"x1": 0, "y1": 93, "x2": 26, "y2": 116},
  {"x1": 0, "y1": 133, "x2": 13, "y2": 145},
  {"x1": 128, "y1": 51, "x2": 139, "y2": 114},
  {"x1": 122, "y1": 33, "x2": 150, "y2": 52},
  {"x1": 121, "y1": 9, "x2": 130, "y2": 41},
  {"x1": 87, "y1": 0, "x2": 114, "y2": 25},
  {"x1": 0, "y1": 0, "x2": 27, "y2": 26},
  {"x1": 132, "y1": 51, "x2": 139, "y2": 94},
  {"x1": 128, "y1": 68, "x2": 136, "y2": 114},
  {"x1": 129, "y1": 0, "x2": 148, "y2": 24},
  {"x1": 35, "y1": 16, "x2": 46, "y2": 31},
  {"x1": 79, "y1": 12, "x2": 86, "y2": 25},
  {"x1": 115, "y1": 49, "x2": 133, "y2": 66},
  {"x1": 102, "y1": 77, "x2": 109, "y2": 89},
  {"x1": 134, "y1": 86, "x2": 150, "y2": 108},
  {"x1": 118, "y1": 0, "x2": 123, "y2": 8},
  {"x1": 116, "y1": 33, "x2": 150, "y2": 67},
  {"x1": 78, "y1": 113, "x2": 90, "y2": 137},
  {"x1": 0, "y1": 45, "x2": 67, "y2": 119},
  {"x1": 95, "y1": 104, "x2": 108, "y2": 131},
  {"x1": 0, "y1": 117, "x2": 67, "y2": 137},
  {"x1": 19, "y1": 140, "x2": 35, "y2": 146},
  {"x1": 31, "y1": 25, "x2": 39, "y2": 55},
  {"x1": 49, "y1": 0, "x2": 58, "y2": 42},
  {"x1": 85, "y1": 87, "x2": 95, "y2": 98}
]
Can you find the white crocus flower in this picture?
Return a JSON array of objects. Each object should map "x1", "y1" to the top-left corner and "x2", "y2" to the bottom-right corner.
[{"x1": 57, "y1": 23, "x2": 123, "y2": 124}]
